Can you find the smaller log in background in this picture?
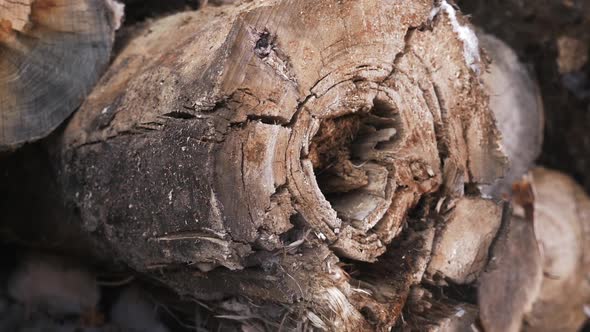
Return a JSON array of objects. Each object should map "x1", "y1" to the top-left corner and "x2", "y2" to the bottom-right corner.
[{"x1": 458, "y1": 0, "x2": 590, "y2": 193}]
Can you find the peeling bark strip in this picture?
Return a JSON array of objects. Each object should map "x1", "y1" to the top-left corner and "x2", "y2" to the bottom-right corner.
[
  {"x1": 59, "y1": 0, "x2": 505, "y2": 329},
  {"x1": 0, "y1": 0, "x2": 122, "y2": 150}
]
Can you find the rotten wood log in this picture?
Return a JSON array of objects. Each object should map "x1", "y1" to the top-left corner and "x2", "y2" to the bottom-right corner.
[
  {"x1": 0, "y1": 0, "x2": 583, "y2": 330},
  {"x1": 0, "y1": 0, "x2": 123, "y2": 150},
  {"x1": 54, "y1": 0, "x2": 510, "y2": 329},
  {"x1": 478, "y1": 32, "x2": 544, "y2": 198}
]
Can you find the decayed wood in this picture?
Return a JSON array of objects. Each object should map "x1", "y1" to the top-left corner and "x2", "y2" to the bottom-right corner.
[
  {"x1": 56, "y1": 0, "x2": 508, "y2": 329},
  {"x1": 478, "y1": 203, "x2": 543, "y2": 332},
  {"x1": 403, "y1": 286, "x2": 479, "y2": 331},
  {"x1": 0, "y1": 0, "x2": 122, "y2": 150}
]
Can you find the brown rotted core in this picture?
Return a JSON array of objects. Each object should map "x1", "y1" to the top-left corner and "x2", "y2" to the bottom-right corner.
[
  {"x1": 309, "y1": 100, "x2": 398, "y2": 224},
  {"x1": 309, "y1": 114, "x2": 369, "y2": 194}
]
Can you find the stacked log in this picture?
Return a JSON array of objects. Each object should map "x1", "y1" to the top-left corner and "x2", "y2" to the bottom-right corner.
[
  {"x1": 56, "y1": 0, "x2": 506, "y2": 329},
  {"x1": 1, "y1": 0, "x2": 589, "y2": 330},
  {"x1": 0, "y1": 0, "x2": 122, "y2": 150}
]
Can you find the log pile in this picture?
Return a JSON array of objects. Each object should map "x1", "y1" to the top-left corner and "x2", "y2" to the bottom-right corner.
[
  {"x1": 0, "y1": 0, "x2": 589, "y2": 331},
  {"x1": 0, "y1": 0, "x2": 122, "y2": 150}
]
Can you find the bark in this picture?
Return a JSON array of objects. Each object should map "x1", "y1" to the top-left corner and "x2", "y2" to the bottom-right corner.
[
  {"x1": 55, "y1": 0, "x2": 509, "y2": 329},
  {"x1": 0, "y1": 0, "x2": 121, "y2": 150}
]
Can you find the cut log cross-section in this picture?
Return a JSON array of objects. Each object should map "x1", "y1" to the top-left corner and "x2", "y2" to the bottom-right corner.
[
  {"x1": 58, "y1": 0, "x2": 506, "y2": 329},
  {"x1": 0, "y1": 0, "x2": 122, "y2": 150}
]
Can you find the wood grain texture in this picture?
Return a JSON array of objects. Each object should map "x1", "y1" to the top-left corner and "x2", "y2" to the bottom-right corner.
[
  {"x1": 426, "y1": 197, "x2": 502, "y2": 284},
  {"x1": 523, "y1": 167, "x2": 590, "y2": 332},
  {"x1": 0, "y1": 0, "x2": 121, "y2": 150},
  {"x1": 58, "y1": 0, "x2": 506, "y2": 329}
]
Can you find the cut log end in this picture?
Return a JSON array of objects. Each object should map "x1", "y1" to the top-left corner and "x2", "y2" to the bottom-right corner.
[
  {"x1": 478, "y1": 167, "x2": 590, "y2": 332},
  {"x1": 0, "y1": 0, "x2": 123, "y2": 150}
]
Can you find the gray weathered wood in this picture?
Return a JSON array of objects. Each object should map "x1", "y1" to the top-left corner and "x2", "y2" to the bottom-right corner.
[
  {"x1": 0, "y1": 0, "x2": 122, "y2": 150},
  {"x1": 478, "y1": 32, "x2": 544, "y2": 198}
]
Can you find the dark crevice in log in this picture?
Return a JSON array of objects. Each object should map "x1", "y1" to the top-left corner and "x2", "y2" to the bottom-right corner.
[
  {"x1": 426, "y1": 82, "x2": 450, "y2": 164},
  {"x1": 73, "y1": 130, "x2": 149, "y2": 149},
  {"x1": 312, "y1": 104, "x2": 398, "y2": 228},
  {"x1": 483, "y1": 201, "x2": 512, "y2": 269},
  {"x1": 245, "y1": 114, "x2": 288, "y2": 126},
  {"x1": 253, "y1": 29, "x2": 273, "y2": 58},
  {"x1": 162, "y1": 111, "x2": 197, "y2": 120},
  {"x1": 119, "y1": 0, "x2": 202, "y2": 24},
  {"x1": 385, "y1": 27, "x2": 418, "y2": 82},
  {"x1": 250, "y1": 27, "x2": 298, "y2": 86}
]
